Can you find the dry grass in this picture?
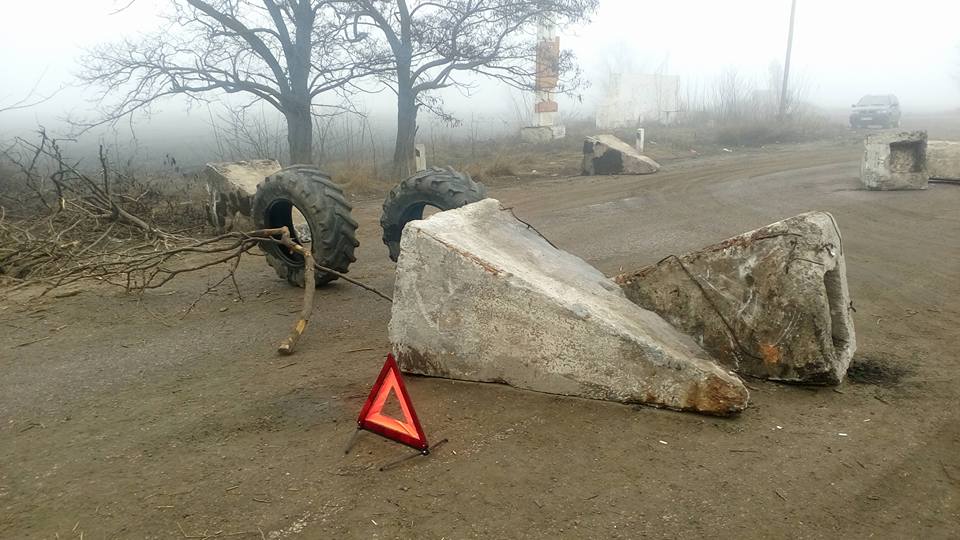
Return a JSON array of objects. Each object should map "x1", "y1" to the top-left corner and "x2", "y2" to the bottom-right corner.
[
  {"x1": 485, "y1": 161, "x2": 516, "y2": 177},
  {"x1": 712, "y1": 117, "x2": 846, "y2": 147},
  {"x1": 462, "y1": 157, "x2": 519, "y2": 182},
  {"x1": 585, "y1": 117, "x2": 846, "y2": 159},
  {"x1": 324, "y1": 161, "x2": 394, "y2": 199}
]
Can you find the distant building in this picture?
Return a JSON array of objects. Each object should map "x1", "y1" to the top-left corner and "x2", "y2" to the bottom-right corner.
[{"x1": 596, "y1": 73, "x2": 680, "y2": 129}]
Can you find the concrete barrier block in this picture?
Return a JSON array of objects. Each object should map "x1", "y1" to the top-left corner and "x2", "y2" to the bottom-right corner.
[
  {"x1": 520, "y1": 125, "x2": 566, "y2": 143},
  {"x1": 389, "y1": 199, "x2": 748, "y2": 415},
  {"x1": 582, "y1": 135, "x2": 660, "y2": 175},
  {"x1": 860, "y1": 130, "x2": 927, "y2": 190},
  {"x1": 204, "y1": 159, "x2": 281, "y2": 231},
  {"x1": 927, "y1": 140, "x2": 960, "y2": 180},
  {"x1": 616, "y1": 212, "x2": 857, "y2": 384}
]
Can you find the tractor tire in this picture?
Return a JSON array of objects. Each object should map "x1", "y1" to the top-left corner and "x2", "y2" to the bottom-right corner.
[
  {"x1": 252, "y1": 166, "x2": 358, "y2": 288},
  {"x1": 380, "y1": 167, "x2": 487, "y2": 261}
]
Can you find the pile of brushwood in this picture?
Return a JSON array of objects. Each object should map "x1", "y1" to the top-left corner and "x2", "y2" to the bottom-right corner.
[
  {"x1": 0, "y1": 131, "x2": 357, "y2": 354},
  {"x1": 0, "y1": 131, "x2": 215, "y2": 291}
]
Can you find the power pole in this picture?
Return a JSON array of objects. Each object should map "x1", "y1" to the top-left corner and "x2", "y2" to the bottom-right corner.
[{"x1": 778, "y1": 0, "x2": 797, "y2": 120}]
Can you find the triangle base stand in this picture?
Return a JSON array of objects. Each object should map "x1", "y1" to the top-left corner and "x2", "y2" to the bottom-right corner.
[
  {"x1": 344, "y1": 428, "x2": 447, "y2": 471},
  {"x1": 378, "y1": 438, "x2": 447, "y2": 471}
]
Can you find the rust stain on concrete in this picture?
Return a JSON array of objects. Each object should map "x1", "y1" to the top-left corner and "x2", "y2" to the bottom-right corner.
[{"x1": 760, "y1": 343, "x2": 782, "y2": 365}]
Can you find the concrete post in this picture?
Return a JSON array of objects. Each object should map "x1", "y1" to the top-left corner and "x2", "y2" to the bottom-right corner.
[
  {"x1": 636, "y1": 128, "x2": 645, "y2": 153},
  {"x1": 520, "y1": 18, "x2": 565, "y2": 142},
  {"x1": 414, "y1": 144, "x2": 427, "y2": 172}
]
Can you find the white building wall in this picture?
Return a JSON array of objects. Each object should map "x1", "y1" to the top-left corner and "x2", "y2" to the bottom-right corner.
[{"x1": 596, "y1": 74, "x2": 681, "y2": 129}]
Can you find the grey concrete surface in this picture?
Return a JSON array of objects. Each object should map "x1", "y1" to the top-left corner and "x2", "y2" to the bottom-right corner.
[
  {"x1": 388, "y1": 198, "x2": 748, "y2": 415},
  {"x1": 927, "y1": 140, "x2": 960, "y2": 180},
  {"x1": 860, "y1": 130, "x2": 927, "y2": 190},
  {"x1": 204, "y1": 159, "x2": 281, "y2": 231},
  {"x1": 582, "y1": 134, "x2": 660, "y2": 175},
  {"x1": 616, "y1": 211, "x2": 856, "y2": 384}
]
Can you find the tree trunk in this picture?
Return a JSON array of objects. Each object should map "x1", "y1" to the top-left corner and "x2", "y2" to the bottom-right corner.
[
  {"x1": 286, "y1": 105, "x2": 313, "y2": 165},
  {"x1": 393, "y1": 52, "x2": 417, "y2": 178},
  {"x1": 284, "y1": 2, "x2": 315, "y2": 166},
  {"x1": 393, "y1": 91, "x2": 418, "y2": 178}
]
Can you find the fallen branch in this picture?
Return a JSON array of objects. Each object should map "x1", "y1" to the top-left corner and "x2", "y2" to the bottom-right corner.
[
  {"x1": 1, "y1": 133, "x2": 393, "y2": 358},
  {"x1": 312, "y1": 261, "x2": 393, "y2": 303},
  {"x1": 278, "y1": 237, "x2": 316, "y2": 355}
]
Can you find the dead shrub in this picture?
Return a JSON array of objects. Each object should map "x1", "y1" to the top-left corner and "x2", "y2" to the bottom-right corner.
[{"x1": 0, "y1": 134, "x2": 213, "y2": 284}]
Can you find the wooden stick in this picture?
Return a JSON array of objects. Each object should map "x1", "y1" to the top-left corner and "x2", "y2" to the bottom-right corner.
[
  {"x1": 16, "y1": 335, "x2": 51, "y2": 348},
  {"x1": 277, "y1": 243, "x2": 316, "y2": 355},
  {"x1": 312, "y1": 261, "x2": 393, "y2": 303}
]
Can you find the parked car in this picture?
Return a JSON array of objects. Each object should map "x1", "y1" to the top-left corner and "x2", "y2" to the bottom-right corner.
[{"x1": 850, "y1": 94, "x2": 901, "y2": 129}]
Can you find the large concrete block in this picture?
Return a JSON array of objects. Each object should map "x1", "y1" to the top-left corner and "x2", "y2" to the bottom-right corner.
[
  {"x1": 204, "y1": 159, "x2": 281, "y2": 231},
  {"x1": 927, "y1": 140, "x2": 960, "y2": 180},
  {"x1": 616, "y1": 212, "x2": 857, "y2": 384},
  {"x1": 520, "y1": 125, "x2": 566, "y2": 143},
  {"x1": 860, "y1": 130, "x2": 927, "y2": 190},
  {"x1": 389, "y1": 199, "x2": 748, "y2": 415},
  {"x1": 582, "y1": 134, "x2": 660, "y2": 175}
]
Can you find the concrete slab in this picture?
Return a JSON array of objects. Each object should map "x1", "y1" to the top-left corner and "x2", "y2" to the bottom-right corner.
[
  {"x1": 861, "y1": 130, "x2": 927, "y2": 190},
  {"x1": 520, "y1": 125, "x2": 566, "y2": 143},
  {"x1": 204, "y1": 159, "x2": 281, "y2": 231},
  {"x1": 927, "y1": 140, "x2": 960, "y2": 180},
  {"x1": 616, "y1": 212, "x2": 857, "y2": 384},
  {"x1": 582, "y1": 134, "x2": 660, "y2": 175},
  {"x1": 388, "y1": 199, "x2": 748, "y2": 415}
]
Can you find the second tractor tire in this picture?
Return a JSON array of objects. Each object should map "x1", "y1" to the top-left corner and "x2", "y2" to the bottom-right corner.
[{"x1": 380, "y1": 167, "x2": 488, "y2": 261}]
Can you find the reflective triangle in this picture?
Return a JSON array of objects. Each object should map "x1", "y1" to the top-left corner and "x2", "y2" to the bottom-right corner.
[{"x1": 356, "y1": 354, "x2": 428, "y2": 451}]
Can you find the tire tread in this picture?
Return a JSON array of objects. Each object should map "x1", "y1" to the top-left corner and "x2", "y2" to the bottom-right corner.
[
  {"x1": 379, "y1": 167, "x2": 487, "y2": 261},
  {"x1": 252, "y1": 167, "x2": 358, "y2": 287}
]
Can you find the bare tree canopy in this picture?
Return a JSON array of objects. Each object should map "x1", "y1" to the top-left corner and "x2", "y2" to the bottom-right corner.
[
  {"x1": 0, "y1": 73, "x2": 59, "y2": 115},
  {"x1": 339, "y1": 0, "x2": 599, "y2": 175},
  {"x1": 80, "y1": 0, "x2": 368, "y2": 164}
]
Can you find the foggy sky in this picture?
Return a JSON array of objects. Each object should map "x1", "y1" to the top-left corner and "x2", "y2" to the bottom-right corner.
[{"x1": 2, "y1": 0, "x2": 959, "y2": 136}]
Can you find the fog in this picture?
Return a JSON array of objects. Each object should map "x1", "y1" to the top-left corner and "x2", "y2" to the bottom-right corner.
[{"x1": 2, "y1": 0, "x2": 959, "y2": 163}]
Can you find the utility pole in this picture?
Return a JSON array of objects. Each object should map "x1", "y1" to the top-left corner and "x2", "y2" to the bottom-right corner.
[{"x1": 778, "y1": 0, "x2": 797, "y2": 120}]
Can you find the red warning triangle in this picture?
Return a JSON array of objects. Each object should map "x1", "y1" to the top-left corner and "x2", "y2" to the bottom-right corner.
[{"x1": 356, "y1": 354, "x2": 429, "y2": 451}]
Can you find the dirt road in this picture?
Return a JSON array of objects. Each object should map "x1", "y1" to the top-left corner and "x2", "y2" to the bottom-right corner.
[{"x1": 2, "y1": 141, "x2": 958, "y2": 539}]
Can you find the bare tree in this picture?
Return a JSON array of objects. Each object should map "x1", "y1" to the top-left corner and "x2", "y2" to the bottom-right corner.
[
  {"x1": 338, "y1": 0, "x2": 599, "y2": 176},
  {"x1": 715, "y1": 67, "x2": 750, "y2": 121},
  {"x1": 767, "y1": 60, "x2": 810, "y2": 119},
  {"x1": 209, "y1": 102, "x2": 287, "y2": 160},
  {"x1": 80, "y1": 0, "x2": 366, "y2": 164},
  {"x1": 0, "y1": 73, "x2": 59, "y2": 115}
]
